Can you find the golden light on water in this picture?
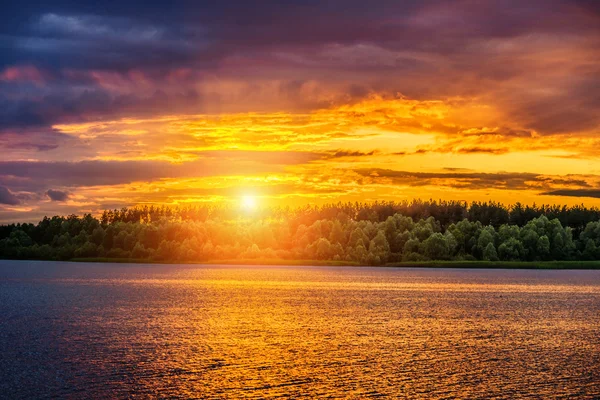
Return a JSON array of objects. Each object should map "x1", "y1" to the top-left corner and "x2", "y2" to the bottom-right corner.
[{"x1": 4, "y1": 265, "x2": 599, "y2": 397}]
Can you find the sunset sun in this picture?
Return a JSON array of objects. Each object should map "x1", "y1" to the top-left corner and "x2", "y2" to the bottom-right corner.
[{"x1": 241, "y1": 195, "x2": 258, "y2": 211}]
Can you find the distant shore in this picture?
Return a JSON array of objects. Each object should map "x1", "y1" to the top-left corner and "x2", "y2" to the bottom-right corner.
[{"x1": 51, "y1": 258, "x2": 600, "y2": 269}]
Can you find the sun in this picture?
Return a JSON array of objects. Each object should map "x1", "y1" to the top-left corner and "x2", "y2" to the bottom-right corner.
[{"x1": 241, "y1": 195, "x2": 258, "y2": 210}]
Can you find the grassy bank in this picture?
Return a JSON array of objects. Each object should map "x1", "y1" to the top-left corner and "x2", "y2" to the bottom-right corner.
[
  {"x1": 384, "y1": 260, "x2": 600, "y2": 269},
  {"x1": 65, "y1": 257, "x2": 600, "y2": 269}
]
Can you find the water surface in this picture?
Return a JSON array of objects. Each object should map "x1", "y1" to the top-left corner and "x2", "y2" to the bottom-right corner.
[{"x1": 1, "y1": 261, "x2": 599, "y2": 398}]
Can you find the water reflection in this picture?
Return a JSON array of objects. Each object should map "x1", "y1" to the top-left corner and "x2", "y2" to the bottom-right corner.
[{"x1": 1, "y1": 262, "x2": 599, "y2": 398}]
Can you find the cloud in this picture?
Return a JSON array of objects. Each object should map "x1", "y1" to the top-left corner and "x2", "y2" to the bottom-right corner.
[
  {"x1": 0, "y1": 66, "x2": 45, "y2": 84},
  {"x1": 6, "y1": 142, "x2": 59, "y2": 152},
  {"x1": 0, "y1": 1, "x2": 597, "y2": 137},
  {"x1": 542, "y1": 189, "x2": 600, "y2": 199},
  {"x1": 538, "y1": 177, "x2": 591, "y2": 188},
  {"x1": 443, "y1": 167, "x2": 473, "y2": 172},
  {"x1": 413, "y1": 144, "x2": 512, "y2": 155},
  {"x1": 194, "y1": 150, "x2": 322, "y2": 165},
  {"x1": 0, "y1": 87, "x2": 204, "y2": 129},
  {"x1": 0, "y1": 0, "x2": 599, "y2": 220},
  {"x1": 0, "y1": 151, "x2": 321, "y2": 191},
  {"x1": 353, "y1": 168, "x2": 595, "y2": 191},
  {"x1": 36, "y1": 13, "x2": 164, "y2": 42},
  {"x1": 46, "y1": 189, "x2": 70, "y2": 202},
  {"x1": 354, "y1": 168, "x2": 536, "y2": 190},
  {"x1": 327, "y1": 149, "x2": 379, "y2": 158},
  {"x1": 11, "y1": 13, "x2": 205, "y2": 71},
  {"x1": 455, "y1": 147, "x2": 510, "y2": 155},
  {"x1": 0, "y1": 186, "x2": 20, "y2": 205}
]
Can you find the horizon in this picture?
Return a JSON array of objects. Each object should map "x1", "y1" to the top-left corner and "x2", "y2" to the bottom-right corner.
[
  {"x1": 1, "y1": 1, "x2": 600, "y2": 224},
  {"x1": 3, "y1": 198, "x2": 600, "y2": 225}
]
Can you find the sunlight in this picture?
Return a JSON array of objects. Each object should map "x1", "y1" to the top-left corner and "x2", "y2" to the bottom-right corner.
[{"x1": 241, "y1": 195, "x2": 258, "y2": 211}]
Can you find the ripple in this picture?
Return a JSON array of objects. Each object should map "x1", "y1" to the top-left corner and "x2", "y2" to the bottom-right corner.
[{"x1": 0, "y1": 262, "x2": 599, "y2": 398}]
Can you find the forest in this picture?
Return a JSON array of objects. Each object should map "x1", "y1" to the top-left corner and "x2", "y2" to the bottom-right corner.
[{"x1": 2, "y1": 200, "x2": 600, "y2": 265}]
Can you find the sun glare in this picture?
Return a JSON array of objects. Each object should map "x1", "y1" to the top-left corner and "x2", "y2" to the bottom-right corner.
[{"x1": 242, "y1": 195, "x2": 258, "y2": 210}]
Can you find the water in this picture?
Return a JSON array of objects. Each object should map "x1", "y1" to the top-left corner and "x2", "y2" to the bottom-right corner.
[{"x1": 1, "y1": 261, "x2": 599, "y2": 399}]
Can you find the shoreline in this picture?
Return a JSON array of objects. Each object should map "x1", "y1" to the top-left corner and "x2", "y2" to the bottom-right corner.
[{"x1": 3, "y1": 258, "x2": 600, "y2": 269}]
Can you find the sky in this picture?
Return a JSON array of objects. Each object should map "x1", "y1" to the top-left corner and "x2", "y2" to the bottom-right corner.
[{"x1": 1, "y1": 0, "x2": 599, "y2": 222}]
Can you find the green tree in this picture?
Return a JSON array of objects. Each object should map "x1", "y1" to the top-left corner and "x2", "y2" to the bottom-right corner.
[
  {"x1": 369, "y1": 231, "x2": 390, "y2": 263},
  {"x1": 421, "y1": 233, "x2": 449, "y2": 260},
  {"x1": 329, "y1": 220, "x2": 345, "y2": 245},
  {"x1": 536, "y1": 235, "x2": 550, "y2": 260},
  {"x1": 478, "y1": 227, "x2": 495, "y2": 250},
  {"x1": 74, "y1": 242, "x2": 99, "y2": 258},
  {"x1": 131, "y1": 243, "x2": 150, "y2": 259},
  {"x1": 483, "y1": 242, "x2": 498, "y2": 261},
  {"x1": 90, "y1": 227, "x2": 105, "y2": 246},
  {"x1": 583, "y1": 239, "x2": 598, "y2": 260},
  {"x1": 498, "y1": 237, "x2": 524, "y2": 261},
  {"x1": 348, "y1": 227, "x2": 369, "y2": 248},
  {"x1": 315, "y1": 238, "x2": 332, "y2": 259}
]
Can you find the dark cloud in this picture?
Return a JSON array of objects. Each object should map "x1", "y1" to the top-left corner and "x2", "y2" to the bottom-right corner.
[
  {"x1": 542, "y1": 189, "x2": 600, "y2": 199},
  {"x1": 0, "y1": 186, "x2": 20, "y2": 205},
  {"x1": 46, "y1": 189, "x2": 70, "y2": 201},
  {"x1": 4, "y1": 11, "x2": 204, "y2": 71},
  {"x1": 443, "y1": 167, "x2": 473, "y2": 172},
  {"x1": 5, "y1": 141, "x2": 59, "y2": 151},
  {"x1": 0, "y1": 0, "x2": 597, "y2": 134},
  {"x1": 328, "y1": 149, "x2": 379, "y2": 158},
  {"x1": 355, "y1": 168, "x2": 537, "y2": 190},
  {"x1": 455, "y1": 147, "x2": 510, "y2": 155},
  {"x1": 503, "y1": 79, "x2": 600, "y2": 135},
  {"x1": 0, "y1": 87, "x2": 204, "y2": 129},
  {"x1": 538, "y1": 177, "x2": 591, "y2": 188},
  {"x1": 354, "y1": 168, "x2": 594, "y2": 191},
  {"x1": 460, "y1": 128, "x2": 534, "y2": 138}
]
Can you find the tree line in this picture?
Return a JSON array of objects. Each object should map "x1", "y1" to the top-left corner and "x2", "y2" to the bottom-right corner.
[{"x1": 2, "y1": 200, "x2": 600, "y2": 264}]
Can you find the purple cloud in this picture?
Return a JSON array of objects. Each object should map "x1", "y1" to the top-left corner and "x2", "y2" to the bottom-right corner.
[
  {"x1": 0, "y1": 186, "x2": 20, "y2": 205},
  {"x1": 46, "y1": 189, "x2": 70, "y2": 202}
]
